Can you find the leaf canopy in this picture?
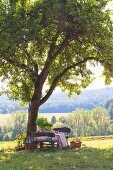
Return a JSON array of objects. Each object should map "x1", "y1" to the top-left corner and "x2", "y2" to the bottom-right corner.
[{"x1": 0, "y1": 0, "x2": 113, "y2": 104}]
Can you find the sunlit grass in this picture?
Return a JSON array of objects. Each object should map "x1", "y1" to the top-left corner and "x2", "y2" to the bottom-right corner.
[
  {"x1": 83, "y1": 139, "x2": 113, "y2": 149},
  {"x1": 0, "y1": 138, "x2": 113, "y2": 169},
  {"x1": 0, "y1": 140, "x2": 113, "y2": 170},
  {"x1": 0, "y1": 141, "x2": 17, "y2": 151},
  {"x1": 0, "y1": 146, "x2": 113, "y2": 170}
]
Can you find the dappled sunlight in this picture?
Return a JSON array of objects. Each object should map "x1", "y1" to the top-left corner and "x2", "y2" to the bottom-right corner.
[
  {"x1": 82, "y1": 139, "x2": 113, "y2": 149},
  {"x1": 0, "y1": 150, "x2": 15, "y2": 163},
  {"x1": 0, "y1": 141, "x2": 113, "y2": 169},
  {"x1": 0, "y1": 141, "x2": 17, "y2": 151}
]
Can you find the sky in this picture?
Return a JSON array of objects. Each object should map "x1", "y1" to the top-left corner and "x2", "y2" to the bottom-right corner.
[
  {"x1": 86, "y1": 65, "x2": 113, "y2": 90},
  {"x1": 107, "y1": 1, "x2": 113, "y2": 10}
]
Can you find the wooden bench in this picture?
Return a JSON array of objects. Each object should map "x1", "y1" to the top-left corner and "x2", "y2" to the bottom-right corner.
[{"x1": 24, "y1": 131, "x2": 56, "y2": 149}]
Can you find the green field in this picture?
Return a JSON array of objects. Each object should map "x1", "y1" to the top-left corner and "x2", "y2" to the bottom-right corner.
[
  {"x1": 0, "y1": 113, "x2": 68, "y2": 126},
  {"x1": 0, "y1": 114, "x2": 12, "y2": 126},
  {"x1": 1, "y1": 138, "x2": 113, "y2": 170}
]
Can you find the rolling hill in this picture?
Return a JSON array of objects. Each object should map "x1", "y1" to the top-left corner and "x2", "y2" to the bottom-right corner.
[{"x1": 0, "y1": 87, "x2": 113, "y2": 114}]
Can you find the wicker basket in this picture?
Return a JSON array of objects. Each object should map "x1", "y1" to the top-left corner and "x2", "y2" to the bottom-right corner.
[{"x1": 70, "y1": 140, "x2": 82, "y2": 148}]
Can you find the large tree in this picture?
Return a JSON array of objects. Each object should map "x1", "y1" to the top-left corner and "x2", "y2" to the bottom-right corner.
[{"x1": 0, "y1": 0, "x2": 113, "y2": 132}]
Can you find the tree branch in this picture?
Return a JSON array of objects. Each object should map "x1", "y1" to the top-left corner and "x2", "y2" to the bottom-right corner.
[
  {"x1": 4, "y1": 57, "x2": 27, "y2": 70},
  {"x1": 23, "y1": 48, "x2": 39, "y2": 74},
  {"x1": 48, "y1": 30, "x2": 61, "y2": 57},
  {"x1": 39, "y1": 35, "x2": 70, "y2": 85},
  {"x1": 40, "y1": 56, "x2": 100, "y2": 105},
  {"x1": 52, "y1": 34, "x2": 70, "y2": 59},
  {"x1": 5, "y1": 49, "x2": 39, "y2": 82},
  {"x1": 24, "y1": 49, "x2": 32, "y2": 60}
]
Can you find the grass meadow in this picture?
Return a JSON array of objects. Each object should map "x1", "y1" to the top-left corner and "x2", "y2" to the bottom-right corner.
[{"x1": 1, "y1": 138, "x2": 113, "y2": 170}]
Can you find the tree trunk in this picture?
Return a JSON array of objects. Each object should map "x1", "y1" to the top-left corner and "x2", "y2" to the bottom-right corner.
[
  {"x1": 27, "y1": 98, "x2": 40, "y2": 133},
  {"x1": 27, "y1": 75, "x2": 47, "y2": 133}
]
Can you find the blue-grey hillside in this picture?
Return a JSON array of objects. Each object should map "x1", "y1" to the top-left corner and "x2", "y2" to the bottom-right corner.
[
  {"x1": 0, "y1": 87, "x2": 113, "y2": 114},
  {"x1": 40, "y1": 87, "x2": 113, "y2": 113}
]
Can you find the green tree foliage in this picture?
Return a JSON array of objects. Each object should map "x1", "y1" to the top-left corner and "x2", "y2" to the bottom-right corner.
[
  {"x1": 66, "y1": 109, "x2": 90, "y2": 136},
  {"x1": 91, "y1": 107, "x2": 110, "y2": 135},
  {"x1": 0, "y1": 108, "x2": 112, "y2": 140},
  {"x1": 10, "y1": 111, "x2": 27, "y2": 139},
  {"x1": 0, "y1": 0, "x2": 113, "y2": 132},
  {"x1": 105, "y1": 99, "x2": 113, "y2": 119},
  {"x1": 0, "y1": 125, "x2": 12, "y2": 141},
  {"x1": 0, "y1": 111, "x2": 27, "y2": 141},
  {"x1": 59, "y1": 116, "x2": 67, "y2": 124},
  {"x1": 36, "y1": 117, "x2": 53, "y2": 130},
  {"x1": 53, "y1": 121, "x2": 65, "y2": 128},
  {"x1": 59, "y1": 107, "x2": 111, "y2": 136},
  {"x1": 51, "y1": 116, "x2": 57, "y2": 124}
]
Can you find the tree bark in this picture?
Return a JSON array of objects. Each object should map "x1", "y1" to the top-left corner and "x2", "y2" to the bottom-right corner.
[
  {"x1": 27, "y1": 86, "x2": 42, "y2": 133},
  {"x1": 27, "y1": 99, "x2": 40, "y2": 133}
]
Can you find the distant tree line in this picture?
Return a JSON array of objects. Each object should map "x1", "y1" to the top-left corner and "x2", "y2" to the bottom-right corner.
[
  {"x1": 52, "y1": 107, "x2": 113, "y2": 137},
  {"x1": 105, "y1": 99, "x2": 113, "y2": 119},
  {"x1": 1, "y1": 107, "x2": 113, "y2": 141},
  {"x1": 0, "y1": 111, "x2": 27, "y2": 141}
]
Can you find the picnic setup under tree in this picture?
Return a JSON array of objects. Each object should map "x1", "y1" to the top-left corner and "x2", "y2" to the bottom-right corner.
[{"x1": 0, "y1": 0, "x2": 113, "y2": 138}]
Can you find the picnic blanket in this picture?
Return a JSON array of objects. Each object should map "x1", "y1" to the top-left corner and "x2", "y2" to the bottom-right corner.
[
  {"x1": 53, "y1": 132, "x2": 68, "y2": 149},
  {"x1": 34, "y1": 132, "x2": 68, "y2": 149}
]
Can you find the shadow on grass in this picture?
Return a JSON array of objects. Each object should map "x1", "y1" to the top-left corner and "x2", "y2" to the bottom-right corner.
[{"x1": 0, "y1": 146, "x2": 113, "y2": 170}]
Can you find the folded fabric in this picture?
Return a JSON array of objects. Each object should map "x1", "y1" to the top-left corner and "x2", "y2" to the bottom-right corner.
[
  {"x1": 34, "y1": 136, "x2": 52, "y2": 142},
  {"x1": 54, "y1": 132, "x2": 68, "y2": 149}
]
